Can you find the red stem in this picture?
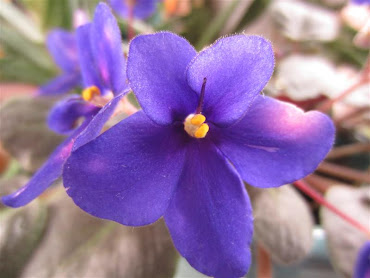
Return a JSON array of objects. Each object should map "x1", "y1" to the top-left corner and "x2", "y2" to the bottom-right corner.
[
  {"x1": 128, "y1": 5, "x2": 134, "y2": 41},
  {"x1": 257, "y1": 243, "x2": 272, "y2": 278},
  {"x1": 316, "y1": 80, "x2": 367, "y2": 113},
  {"x1": 293, "y1": 180, "x2": 370, "y2": 237}
]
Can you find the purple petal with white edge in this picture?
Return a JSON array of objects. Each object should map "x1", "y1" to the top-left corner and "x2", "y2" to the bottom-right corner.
[
  {"x1": 37, "y1": 73, "x2": 81, "y2": 96},
  {"x1": 76, "y1": 24, "x2": 104, "y2": 92},
  {"x1": 210, "y1": 96, "x2": 335, "y2": 188},
  {"x1": 73, "y1": 91, "x2": 128, "y2": 150},
  {"x1": 63, "y1": 111, "x2": 186, "y2": 226},
  {"x1": 90, "y1": 3, "x2": 127, "y2": 94},
  {"x1": 354, "y1": 241, "x2": 370, "y2": 278},
  {"x1": 164, "y1": 140, "x2": 253, "y2": 278},
  {"x1": 48, "y1": 95, "x2": 99, "y2": 135},
  {"x1": 127, "y1": 32, "x2": 198, "y2": 125},
  {"x1": 187, "y1": 35, "x2": 274, "y2": 127},
  {"x1": 109, "y1": 0, "x2": 158, "y2": 19},
  {"x1": 1, "y1": 122, "x2": 89, "y2": 208},
  {"x1": 47, "y1": 29, "x2": 79, "y2": 73}
]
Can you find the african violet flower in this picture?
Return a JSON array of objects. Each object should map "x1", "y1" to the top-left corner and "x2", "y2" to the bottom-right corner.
[
  {"x1": 2, "y1": 3, "x2": 128, "y2": 207},
  {"x1": 352, "y1": 0, "x2": 370, "y2": 4},
  {"x1": 108, "y1": 0, "x2": 161, "y2": 19},
  {"x1": 354, "y1": 241, "x2": 370, "y2": 278},
  {"x1": 38, "y1": 29, "x2": 81, "y2": 96},
  {"x1": 63, "y1": 32, "x2": 335, "y2": 277}
]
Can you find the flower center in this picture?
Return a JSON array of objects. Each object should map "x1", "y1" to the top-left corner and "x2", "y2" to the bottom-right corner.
[
  {"x1": 82, "y1": 86, "x2": 101, "y2": 101},
  {"x1": 184, "y1": 113, "x2": 209, "y2": 138},
  {"x1": 82, "y1": 86, "x2": 113, "y2": 107},
  {"x1": 184, "y1": 77, "x2": 209, "y2": 139}
]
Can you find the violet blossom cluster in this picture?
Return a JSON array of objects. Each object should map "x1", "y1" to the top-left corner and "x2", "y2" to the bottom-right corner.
[{"x1": 2, "y1": 2, "x2": 335, "y2": 277}]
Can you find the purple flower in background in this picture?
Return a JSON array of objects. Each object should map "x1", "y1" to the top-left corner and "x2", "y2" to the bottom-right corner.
[
  {"x1": 108, "y1": 0, "x2": 161, "y2": 19},
  {"x1": 38, "y1": 29, "x2": 82, "y2": 96},
  {"x1": 63, "y1": 32, "x2": 335, "y2": 277},
  {"x1": 354, "y1": 241, "x2": 370, "y2": 278},
  {"x1": 2, "y1": 3, "x2": 128, "y2": 208},
  {"x1": 352, "y1": 0, "x2": 370, "y2": 5}
]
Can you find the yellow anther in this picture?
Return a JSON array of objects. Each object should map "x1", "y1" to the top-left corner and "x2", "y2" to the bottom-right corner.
[
  {"x1": 194, "y1": 124, "x2": 209, "y2": 139},
  {"x1": 184, "y1": 113, "x2": 209, "y2": 139},
  {"x1": 190, "y1": 114, "x2": 206, "y2": 126},
  {"x1": 82, "y1": 86, "x2": 101, "y2": 101}
]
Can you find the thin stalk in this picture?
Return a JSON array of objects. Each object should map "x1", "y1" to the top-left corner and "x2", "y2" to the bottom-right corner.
[
  {"x1": 293, "y1": 180, "x2": 370, "y2": 237},
  {"x1": 326, "y1": 143, "x2": 370, "y2": 160},
  {"x1": 128, "y1": 5, "x2": 134, "y2": 41},
  {"x1": 334, "y1": 107, "x2": 370, "y2": 126},
  {"x1": 316, "y1": 80, "x2": 367, "y2": 113},
  {"x1": 303, "y1": 174, "x2": 337, "y2": 193},
  {"x1": 257, "y1": 243, "x2": 272, "y2": 278},
  {"x1": 317, "y1": 162, "x2": 370, "y2": 183}
]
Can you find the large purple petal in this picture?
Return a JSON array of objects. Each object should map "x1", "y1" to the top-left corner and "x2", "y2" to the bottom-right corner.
[
  {"x1": 354, "y1": 241, "x2": 370, "y2": 278},
  {"x1": 109, "y1": 0, "x2": 158, "y2": 19},
  {"x1": 63, "y1": 111, "x2": 186, "y2": 226},
  {"x1": 211, "y1": 96, "x2": 335, "y2": 188},
  {"x1": 1, "y1": 123, "x2": 88, "y2": 208},
  {"x1": 165, "y1": 140, "x2": 253, "y2": 278},
  {"x1": 47, "y1": 29, "x2": 79, "y2": 73},
  {"x1": 47, "y1": 95, "x2": 99, "y2": 135},
  {"x1": 76, "y1": 24, "x2": 105, "y2": 92},
  {"x1": 73, "y1": 91, "x2": 128, "y2": 150},
  {"x1": 127, "y1": 32, "x2": 198, "y2": 125},
  {"x1": 90, "y1": 3, "x2": 127, "y2": 94},
  {"x1": 37, "y1": 73, "x2": 81, "y2": 96},
  {"x1": 187, "y1": 35, "x2": 274, "y2": 127}
]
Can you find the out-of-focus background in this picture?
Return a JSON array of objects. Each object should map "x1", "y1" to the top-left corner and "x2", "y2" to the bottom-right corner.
[{"x1": 0, "y1": 0, "x2": 369, "y2": 277}]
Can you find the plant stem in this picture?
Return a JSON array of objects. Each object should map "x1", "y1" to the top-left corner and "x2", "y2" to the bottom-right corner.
[
  {"x1": 303, "y1": 174, "x2": 337, "y2": 193},
  {"x1": 293, "y1": 180, "x2": 370, "y2": 237},
  {"x1": 316, "y1": 80, "x2": 367, "y2": 113},
  {"x1": 257, "y1": 243, "x2": 272, "y2": 278},
  {"x1": 317, "y1": 162, "x2": 370, "y2": 183},
  {"x1": 334, "y1": 107, "x2": 370, "y2": 126},
  {"x1": 326, "y1": 143, "x2": 370, "y2": 159}
]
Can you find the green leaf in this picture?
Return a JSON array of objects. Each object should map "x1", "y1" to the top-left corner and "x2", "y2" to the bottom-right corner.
[
  {"x1": 0, "y1": 23, "x2": 55, "y2": 71},
  {"x1": 0, "y1": 56, "x2": 55, "y2": 84},
  {"x1": 0, "y1": 0, "x2": 44, "y2": 43},
  {"x1": 195, "y1": 0, "x2": 241, "y2": 49},
  {"x1": 234, "y1": 0, "x2": 271, "y2": 32},
  {"x1": 43, "y1": 0, "x2": 72, "y2": 30}
]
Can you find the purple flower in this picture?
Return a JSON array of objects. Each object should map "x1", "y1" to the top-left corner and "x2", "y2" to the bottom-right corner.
[
  {"x1": 2, "y1": 3, "x2": 128, "y2": 208},
  {"x1": 38, "y1": 29, "x2": 82, "y2": 96},
  {"x1": 108, "y1": 0, "x2": 161, "y2": 19},
  {"x1": 63, "y1": 32, "x2": 335, "y2": 277},
  {"x1": 354, "y1": 241, "x2": 370, "y2": 278},
  {"x1": 352, "y1": 0, "x2": 370, "y2": 5}
]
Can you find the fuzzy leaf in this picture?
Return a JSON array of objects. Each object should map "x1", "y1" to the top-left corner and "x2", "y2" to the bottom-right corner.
[
  {"x1": 0, "y1": 200, "x2": 48, "y2": 278},
  {"x1": 321, "y1": 185, "x2": 370, "y2": 278},
  {"x1": 248, "y1": 184, "x2": 314, "y2": 264},
  {"x1": 0, "y1": 96, "x2": 65, "y2": 172},
  {"x1": 21, "y1": 192, "x2": 178, "y2": 278}
]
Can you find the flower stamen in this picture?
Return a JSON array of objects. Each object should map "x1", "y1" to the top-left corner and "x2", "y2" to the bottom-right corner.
[
  {"x1": 82, "y1": 86, "x2": 101, "y2": 101},
  {"x1": 184, "y1": 114, "x2": 209, "y2": 139}
]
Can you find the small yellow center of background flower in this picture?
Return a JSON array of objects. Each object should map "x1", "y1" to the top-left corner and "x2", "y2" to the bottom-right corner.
[
  {"x1": 82, "y1": 86, "x2": 101, "y2": 101},
  {"x1": 184, "y1": 114, "x2": 209, "y2": 139}
]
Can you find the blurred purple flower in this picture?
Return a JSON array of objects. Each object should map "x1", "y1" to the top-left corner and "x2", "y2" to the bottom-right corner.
[
  {"x1": 38, "y1": 29, "x2": 82, "y2": 96},
  {"x1": 108, "y1": 0, "x2": 161, "y2": 19},
  {"x1": 354, "y1": 241, "x2": 370, "y2": 278},
  {"x1": 352, "y1": 0, "x2": 370, "y2": 5},
  {"x1": 2, "y1": 3, "x2": 128, "y2": 208},
  {"x1": 63, "y1": 32, "x2": 335, "y2": 277}
]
